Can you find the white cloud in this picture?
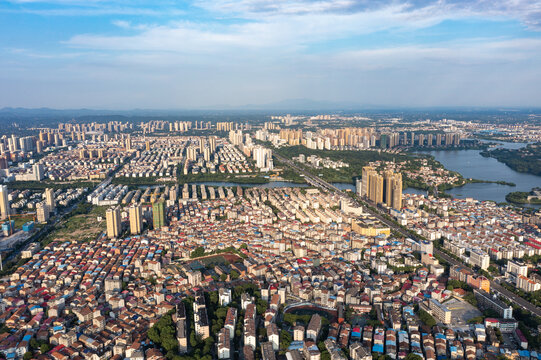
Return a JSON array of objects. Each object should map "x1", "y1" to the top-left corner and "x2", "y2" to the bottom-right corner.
[
  {"x1": 2, "y1": 0, "x2": 541, "y2": 108},
  {"x1": 196, "y1": 0, "x2": 541, "y2": 29}
]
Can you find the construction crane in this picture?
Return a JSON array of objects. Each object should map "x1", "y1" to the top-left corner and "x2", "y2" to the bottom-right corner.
[
  {"x1": 1, "y1": 212, "x2": 37, "y2": 235},
  {"x1": 7, "y1": 212, "x2": 37, "y2": 224}
]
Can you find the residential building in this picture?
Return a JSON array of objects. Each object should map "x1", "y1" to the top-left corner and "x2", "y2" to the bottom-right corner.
[
  {"x1": 106, "y1": 206, "x2": 121, "y2": 239},
  {"x1": 153, "y1": 201, "x2": 165, "y2": 229},
  {"x1": 129, "y1": 205, "x2": 143, "y2": 235},
  {"x1": 0, "y1": 185, "x2": 9, "y2": 219}
]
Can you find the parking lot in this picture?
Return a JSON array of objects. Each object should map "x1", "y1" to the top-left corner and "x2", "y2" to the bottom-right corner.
[{"x1": 445, "y1": 298, "x2": 483, "y2": 326}]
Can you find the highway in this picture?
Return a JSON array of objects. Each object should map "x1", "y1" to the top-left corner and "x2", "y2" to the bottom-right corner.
[{"x1": 274, "y1": 153, "x2": 541, "y2": 318}]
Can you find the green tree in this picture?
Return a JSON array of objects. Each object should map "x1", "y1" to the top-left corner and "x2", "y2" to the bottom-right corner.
[
  {"x1": 345, "y1": 306, "x2": 355, "y2": 323},
  {"x1": 318, "y1": 341, "x2": 331, "y2": 360},
  {"x1": 40, "y1": 343, "x2": 51, "y2": 353},
  {"x1": 220, "y1": 273, "x2": 227, "y2": 282},
  {"x1": 148, "y1": 311, "x2": 179, "y2": 353},
  {"x1": 418, "y1": 309, "x2": 436, "y2": 327},
  {"x1": 256, "y1": 299, "x2": 268, "y2": 316},
  {"x1": 189, "y1": 332, "x2": 198, "y2": 348},
  {"x1": 202, "y1": 336, "x2": 214, "y2": 354},
  {"x1": 191, "y1": 247, "x2": 206, "y2": 258},
  {"x1": 208, "y1": 291, "x2": 218, "y2": 305},
  {"x1": 29, "y1": 339, "x2": 39, "y2": 350},
  {"x1": 230, "y1": 270, "x2": 240, "y2": 280},
  {"x1": 162, "y1": 337, "x2": 178, "y2": 352},
  {"x1": 468, "y1": 316, "x2": 484, "y2": 324},
  {"x1": 215, "y1": 307, "x2": 228, "y2": 320},
  {"x1": 280, "y1": 330, "x2": 292, "y2": 350},
  {"x1": 405, "y1": 355, "x2": 423, "y2": 360},
  {"x1": 23, "y1": 352, "x2": 33, "y2": 360}
]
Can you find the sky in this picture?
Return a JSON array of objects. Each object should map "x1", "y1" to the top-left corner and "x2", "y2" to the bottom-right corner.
[{"x1": 1, "y1": 0, "x2": 541, "y2": 109}]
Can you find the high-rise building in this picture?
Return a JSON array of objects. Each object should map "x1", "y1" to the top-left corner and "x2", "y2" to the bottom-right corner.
[
  {"x1": 203, "y1": 147, "x2": 211, "y2": 161},
  {"x1": 361, "y1": 166, "x2": 384, "y2": 203},
  {"x1": 209, "y1": 136, "x2": 217, "y2": 152},
  {"x1": 384, "y1": 170, "x2": 394, "y2": 207},
  {"x1": 169, "y1": 186, "x2": 178, "y2": 201},
  {"x1": 125, "y1": 135, "x2": 132, "y2": 151},
  {"x1": 360, "y1": 166, "x2": 374, "y2": 198},
  {"x1": 379, "y1": 134, "x2": 388, "y2": 148},
  {"x1": 474, "y1": 289, "x2": 513, "y2": 319},
  {"x1": 106, "y1": 207, "x2": 121, "y2": 239},
  {"x1": 45, "y1": 188, "x2": 55, "y2": 211},
  {"x1": 229, "y1": 130, "x2": 243, "y2": 146},
  {"x1": 0, "y1": 185, "x2": 10, "y2": 220},
  {"x1": 368, "y1": 171, "x2": 384, "y2": 204},
  {"x1": 152, "y1": 201, "x2": 165, "y2": 229},
  {"x1": 384, "y1": 170, "x2": 403, "y2": 209},
  {"x1": 36, "y1": 202, "x2": 49, "y2": 224},
  {"x1": 391, "y1": 175, "x2": 403, "y2": 209},
  {"x1": 362, "y1": 167, "x2": 402, "y2": 209},
  {"x1": 33, "y1": 164, "x2": 44, "y2": 181},
  {"x1": 129, "y1": 205, "x2": 142, "y2": 235},
  {"x1": 418, "y1": 133, "x2": 425, "y2": 147},
  {"x1": 186, "y1": 146, "x2": 198, "y2": 161},
  {"x1": 253, "y1": 146, "x2": 273, "y2": 171}
]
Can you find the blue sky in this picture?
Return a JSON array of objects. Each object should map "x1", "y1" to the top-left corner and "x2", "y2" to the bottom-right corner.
[{"x1": 1, "y1": 0, "x2": 541, "y2": 109}]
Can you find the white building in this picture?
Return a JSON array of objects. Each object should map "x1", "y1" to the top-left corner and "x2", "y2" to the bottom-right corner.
[{"x1": 470, "y1": 250, "x2": 490, "y2": 270}]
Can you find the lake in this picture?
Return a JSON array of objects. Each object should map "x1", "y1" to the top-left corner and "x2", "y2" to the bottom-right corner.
[
  {"x1": 420, "y1": 141, "x2": 540, "y2": 207},
  {"x1": 330, "y1": 141, "x2": 540, "y2": 207}
]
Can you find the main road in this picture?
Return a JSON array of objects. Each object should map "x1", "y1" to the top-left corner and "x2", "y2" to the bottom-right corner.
[{"x1": 274, "y1": 153, "x2": 541, "y2": 318}]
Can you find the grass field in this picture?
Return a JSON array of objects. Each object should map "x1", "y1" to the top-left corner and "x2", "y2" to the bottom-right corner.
[
  {"x1": 13, "y1": 215, "x2": 36, "y2": 229},
  {"x1": 41, "y1": 205, "x2": 107, "y2": 244}
]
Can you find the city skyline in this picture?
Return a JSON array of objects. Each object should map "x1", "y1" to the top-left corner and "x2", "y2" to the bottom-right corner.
[{"x1": 1, "y1": 0, "x2": 541, "y2": 109}]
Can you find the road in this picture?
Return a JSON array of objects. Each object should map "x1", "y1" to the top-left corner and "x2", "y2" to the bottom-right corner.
[{"x1": 274, "y1": 153, "x2": 541, "y2": 318}]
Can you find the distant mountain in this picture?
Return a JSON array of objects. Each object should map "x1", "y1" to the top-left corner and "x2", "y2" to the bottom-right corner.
[
  {"x1": 0, "y1": 99, "x2": 368, "y2": 116},
  {"x1": 231, "y1": 98, "x2": 368, "y2": 111},
  {"x1": 1, "y1": 103, "x2": 540, "y2": 119}
]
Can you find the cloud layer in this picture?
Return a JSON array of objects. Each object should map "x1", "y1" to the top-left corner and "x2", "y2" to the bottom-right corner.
[{"x1": 1, "y1": 0, "x2": 541, "y2": 108}]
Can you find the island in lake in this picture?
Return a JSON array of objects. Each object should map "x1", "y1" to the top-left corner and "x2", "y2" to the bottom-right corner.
[
  {"x1": 506, "y1": 187, "x2": 541, "y2": 205},
  {"x1": 481, "y1": 142, "x2": 541, "y2": 176}
]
